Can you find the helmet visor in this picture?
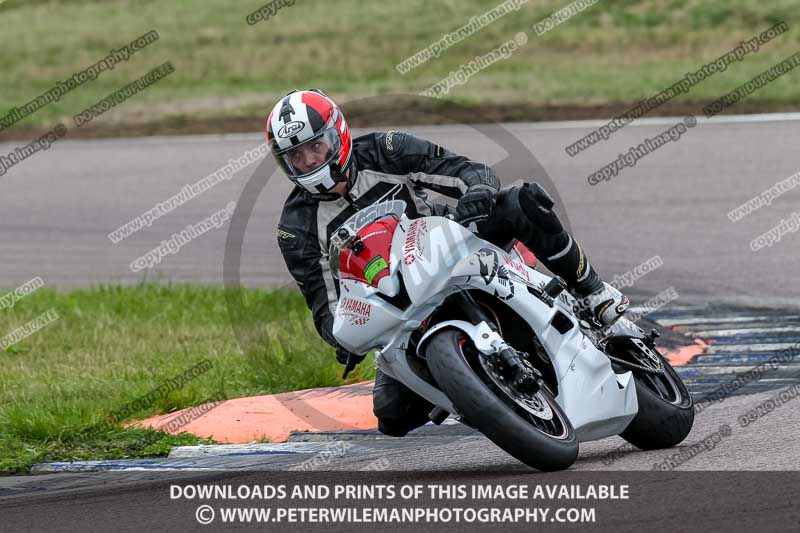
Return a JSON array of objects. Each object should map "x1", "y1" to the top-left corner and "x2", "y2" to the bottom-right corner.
[{"x1": 275, "y1": 126, "x2": 341, "y2": 179}]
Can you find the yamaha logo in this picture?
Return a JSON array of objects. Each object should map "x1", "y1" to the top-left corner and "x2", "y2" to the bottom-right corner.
[{"x1": 278, "y1": 121, "x2": 304, "y2": 138}]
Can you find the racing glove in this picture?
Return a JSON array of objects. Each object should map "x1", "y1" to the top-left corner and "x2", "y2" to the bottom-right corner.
[
  {"x1": 336, "y1": 346, "x2": 366, "y2": 366},
  {"x1": 455, "y1": 184, "x2": 497, "y2": 224},
  {"x1": 336, "y1": 346, "x2": 367, "y2": 379}
]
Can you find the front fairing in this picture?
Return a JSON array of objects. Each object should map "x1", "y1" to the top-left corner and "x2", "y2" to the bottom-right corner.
[{"x1": 398, "y1": 216, "x2": 481, "y2": 304}]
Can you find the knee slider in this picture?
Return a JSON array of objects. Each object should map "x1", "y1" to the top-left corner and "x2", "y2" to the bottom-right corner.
[
  {"x1": 518, "y1": 182, "x2": 563, "y2": 235},
  {"x1": 377, "y1": 419, "x2": 411, "y2": 437}
]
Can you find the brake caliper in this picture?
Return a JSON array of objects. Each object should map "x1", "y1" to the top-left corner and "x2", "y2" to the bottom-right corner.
[
  {"x1": 497, "y1": 347, "x2": 543, "y2": 395},
  {"x1": 472, "y1": 322, "x2": 544, "y2": 394}
]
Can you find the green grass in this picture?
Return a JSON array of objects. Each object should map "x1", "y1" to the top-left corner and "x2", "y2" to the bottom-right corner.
[
  {"x1": 0, "y1": 0, "x2": 798, "y2": 133},
  {"x1": 0, "y1": 283, "x2": 375, "y2": 475}
]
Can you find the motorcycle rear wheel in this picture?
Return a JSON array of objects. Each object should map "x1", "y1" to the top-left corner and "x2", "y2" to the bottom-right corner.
[{"x1": 612, "y1": 345, "x2": 695, "y2": 450}]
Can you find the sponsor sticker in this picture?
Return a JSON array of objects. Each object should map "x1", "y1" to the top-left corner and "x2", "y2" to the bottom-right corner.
[
  {"x1": 363, "y1": 256, "x2": 389, "y2": 284},
  {"x1": 278, "y1": 121, "x2": 304, "y2": 138}
]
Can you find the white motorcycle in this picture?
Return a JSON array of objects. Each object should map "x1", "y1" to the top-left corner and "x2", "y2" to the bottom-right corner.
[{"x1": 330, "y1": 200, "x2": 694, "y2": 471}]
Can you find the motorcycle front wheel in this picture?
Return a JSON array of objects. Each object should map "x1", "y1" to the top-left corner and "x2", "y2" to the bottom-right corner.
[{"x1": 424, "y1": 328, "x2": 578, "y2": 471}]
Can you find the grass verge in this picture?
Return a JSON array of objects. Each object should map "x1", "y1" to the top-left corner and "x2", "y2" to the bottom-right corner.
[
  {"x1": 0, "y1": 283, "x2": 375, "y2": 475},
  {"x1": 0, "y1": 0, "x2": 798, "y2": 140}
]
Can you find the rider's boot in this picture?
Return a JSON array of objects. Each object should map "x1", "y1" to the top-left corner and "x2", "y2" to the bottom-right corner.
[
  {"x1": 511, "y1": 183, "x2": 629, "y2": 327},
  {"x1": 571, "y1": 281, "x2": 630, "y2": 327},
  {"x1": 541, "y1": 237, "x2": 629, "y2": 326},
  {"x1": 536, "y1": 231, "x2": 629, "y2": 326}
]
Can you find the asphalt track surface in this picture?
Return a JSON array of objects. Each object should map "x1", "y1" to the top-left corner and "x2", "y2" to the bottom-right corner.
[
  {"x1": 0, "y1": 113, "x2": 798, "y2": 306},
  {"x1": 1, "y1": 377, "x2": 799, "y2": 533},
  {"x1": 1, "y1": 114, "x2": 798, "y2": 531}
]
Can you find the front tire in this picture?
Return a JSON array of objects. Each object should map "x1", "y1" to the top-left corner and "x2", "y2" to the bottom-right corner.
[{"x1": 424, "y1": 329, "x2": 578, "y2": 471}]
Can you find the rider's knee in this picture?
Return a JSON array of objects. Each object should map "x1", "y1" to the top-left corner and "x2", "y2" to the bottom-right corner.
[
  {"x1": 373, "y1": 380, "x2": 432, "y2": 437},
  {"x1": 373, "y1": 389, "x2": 416, "y2": 434},
  {"x1": 372, "y1": 394, "x2": 402, "y2": 420},
  {"x1": 516, "y1": 182, "x2": 564, "y2": 235},
  {"x1": 377, "y1": 418, "x2": 413, "y2": 437},
  {"x1": 373, "y1": 374, "x2": 406, "y2": 418}
]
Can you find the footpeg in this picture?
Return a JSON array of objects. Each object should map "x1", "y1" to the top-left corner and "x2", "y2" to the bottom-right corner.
[{"x1": 645, "y1": 328, "x2": 661, "y2": 347}]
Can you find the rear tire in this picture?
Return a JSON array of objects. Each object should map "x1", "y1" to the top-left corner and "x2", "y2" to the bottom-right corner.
[
  {"x1": 424, "y1": 329, "x2": 578, "y2": 471},
  {"x1": 617, "y1": 351, "x2": 695, "y2": 449}
]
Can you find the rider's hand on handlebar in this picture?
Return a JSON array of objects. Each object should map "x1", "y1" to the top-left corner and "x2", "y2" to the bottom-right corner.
[{"x1": 454, "y1": 185, "x2": 496, "y2": 226}]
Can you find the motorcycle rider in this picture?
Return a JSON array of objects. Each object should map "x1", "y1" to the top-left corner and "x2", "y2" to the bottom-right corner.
[{"x1": 270, "y1": 89, "x2": 629, "y2": 437}]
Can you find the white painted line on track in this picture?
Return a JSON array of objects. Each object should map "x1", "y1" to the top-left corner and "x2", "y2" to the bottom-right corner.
[
  {"x1": 6, "y1": 112, "x2": 800, "y2": 149},
  {"x1": 168, "y1": 441, "x2": 366, "y2": 458},
  {"x1": 32, "y1": 463, "x2": 222, "y2": 473},
  {"x1": 658, "y1": 315, "x2": 799, "y2": 327},
  {"x1": 707, "y1": 342, "x2": 800, "y2": 354},
  {"x1": 503, "y1": 112, "x2": 800, "y2": 131},
  {"x1": 692, "y1": 326, "x2": 800, "y2": 337}
]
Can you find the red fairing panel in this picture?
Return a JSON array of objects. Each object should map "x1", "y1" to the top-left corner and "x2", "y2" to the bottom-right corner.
[
  {"x1": 339, "y1": 218, "x2": 399, "y2": 287},
  {"x1": 512, "y1": 240, "x2": 538, "y2": 269}
]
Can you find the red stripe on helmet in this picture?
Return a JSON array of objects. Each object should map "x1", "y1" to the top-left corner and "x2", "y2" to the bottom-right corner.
[
  {"x1": 337, "y1": 134, "x2": 351, "y2": 169},
  {"x1": 266, "y1": 110, "x2": 275, "y2": 142},
  {"x1": 301, "y1": 91, "x2": 334, "y2": 122}
]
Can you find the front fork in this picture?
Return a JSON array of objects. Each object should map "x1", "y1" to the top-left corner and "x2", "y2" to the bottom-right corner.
[{"x1": 455, "y1": 292, "x2": 543, "y2": 394}]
